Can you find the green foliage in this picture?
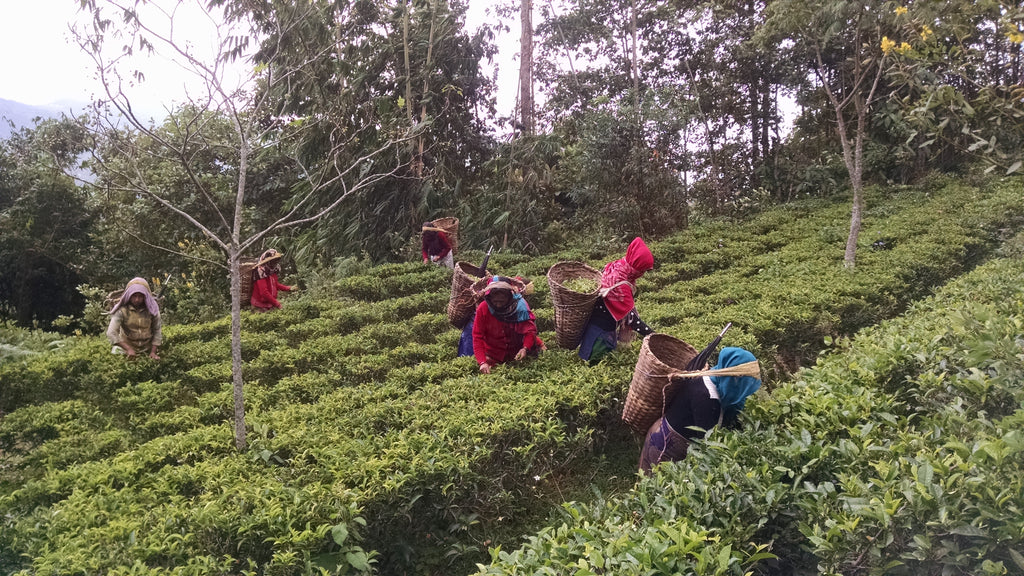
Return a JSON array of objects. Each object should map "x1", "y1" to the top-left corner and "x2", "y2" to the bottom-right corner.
[
  {"x1": 0, "y1": 322, "x2": 66, "y2": 365},
  {"x1": 474, "y1": 232, "x2": 1024, "y2": 576},
  {"x1": 0, "y1": 118, "x2": 94, "y2": 328},
  {"x1": 0, "y1": 177, "x2": 1022, "y2": 575}
]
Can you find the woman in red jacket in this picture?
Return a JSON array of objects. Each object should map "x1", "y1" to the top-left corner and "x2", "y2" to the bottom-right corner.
[
  {"x1": 250, "y1": 249, "x2": 295, "y2": 311},
  {"x1": 421, "y1": 222, "x2": 454, "y2": 269},
  {"x1": 472, "y1": 277, "x2": 545, "y2": 373}
]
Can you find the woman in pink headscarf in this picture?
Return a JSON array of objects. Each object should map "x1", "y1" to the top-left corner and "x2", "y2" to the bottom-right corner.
[
  {"x1": 106, "y1": 277, "x2": 163, "y2": 359},
  {"x1": 578, "y1": 237, "x2": 655, "y2": 363}
]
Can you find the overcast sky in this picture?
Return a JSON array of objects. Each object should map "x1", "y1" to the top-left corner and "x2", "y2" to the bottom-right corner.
[{"x1": 0, "y1": 0, "x2": 518, "y2": 119}]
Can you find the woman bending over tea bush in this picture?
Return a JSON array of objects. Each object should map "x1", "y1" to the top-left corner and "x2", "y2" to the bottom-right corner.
[
  {"x1": 421, "y1": 221, "x2": 454, "y2": 269},
  {"x1": 578, "y1": 237, "x2": 656, "y2": 363},
  {"x1": 250, "y1": 249, "x2": 296, "y2": 312},
  {"x1": 640, "y1": 347, "x2": 762, "y2": 473},
  {"x1": 106, "y1": 277, "x2": 162, "y2": 360},
  {"x1": 473, "y1": 277, "x2": 546, "y2": 374}
]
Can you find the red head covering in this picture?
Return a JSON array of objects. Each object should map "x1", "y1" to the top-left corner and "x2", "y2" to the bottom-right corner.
[{"x1": 600, "y1": 237, "x2": 653, "y2": 321}]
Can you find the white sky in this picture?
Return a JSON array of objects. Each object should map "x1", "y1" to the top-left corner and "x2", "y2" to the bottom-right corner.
[
  {"x1": 0, "y1": 0, "x2": 520, "y2": 119},
  {"x1": 0, "y1": 0, "x2": 98, "y2": 107}
]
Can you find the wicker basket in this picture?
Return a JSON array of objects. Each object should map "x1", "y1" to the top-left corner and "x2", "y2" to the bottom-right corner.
[
  {"x1": 547, "y1": 261, "x2": 602, "y2": 349},
  {"x1": 447, "y1": 261, "x2": 489, "y2": 328},
  {"x1": 432, "y1": 217, "x2": 459, "y2": 254},
  {"x1": 239, "y1": 257, "x2": 259, "y2": 308},
  {"x1": 622, "y1": 333, "x2": 699, "y2": 433}
]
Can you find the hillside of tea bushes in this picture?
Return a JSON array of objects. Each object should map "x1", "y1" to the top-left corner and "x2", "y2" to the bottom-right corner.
[
  {"x1": 473, "y1": 233, "x2": 1024, "y2": 576},
  {"x1": 1, "y1": 176, "x2": 1022, "y2": 575}
]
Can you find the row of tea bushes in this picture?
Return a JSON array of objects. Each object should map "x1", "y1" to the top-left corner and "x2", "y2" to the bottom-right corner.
[
  {"x1": 1, "y1": 177, "x2": 1022, "y2": 575},
  {"x1": 472, "y1": 245, "x2": 1024, "y2": 575}
]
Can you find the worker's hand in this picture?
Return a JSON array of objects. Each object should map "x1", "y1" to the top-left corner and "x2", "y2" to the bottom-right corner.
[
  {"x1": 122, "y1": 343, "x2": 137, "y2": 358},
  {"x1": 539, "y1": 342, "x2": 548, "y2": 352},
  {"x1": 431, "y1": 255, "x2": 440, "y2": 262},
  {"x1": 514, "y1": 348, "x2": 528, "y2": 361},
  {"x1": 479, "y1": 363, "x2": 491, "y2": 374},
  {"x1": 149, "y1": 349, "x2": 160, "y2": 360}
]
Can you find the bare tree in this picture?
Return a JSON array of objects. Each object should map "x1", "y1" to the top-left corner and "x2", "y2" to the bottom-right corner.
[
  {"x1": 74, "y1": 0, "x2": 416, "y2": 449},
  {"x1": 519, "y1": 0, "x2": 534, "y2": 133}
]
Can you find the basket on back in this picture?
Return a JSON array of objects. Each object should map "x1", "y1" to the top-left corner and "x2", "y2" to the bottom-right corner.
[
  {"x1": 432, "y1": 217, "x2": 459, "y2": 254},
  {"x1": 239, "y1": 257, "x2": 259, "y2": 308},
  {"x1": 622, "y1": 333, "x2": 698, "y2": 433},
  {"x1": 547, "y1": 261, "x2": 602, "y2": 349},
  {"x1": 447, "y1": 262, "x2": 489, "y2": 328}
]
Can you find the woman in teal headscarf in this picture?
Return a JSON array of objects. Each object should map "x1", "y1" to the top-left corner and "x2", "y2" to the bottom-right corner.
[{"x1": 639, "y1": 347, "x2": 761, "y2": 473}]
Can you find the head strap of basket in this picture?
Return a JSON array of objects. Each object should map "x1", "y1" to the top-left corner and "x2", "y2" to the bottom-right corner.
[
  {"x1": 431, "y1": 217, "x2": 459, "y2": 253},
  {"x1": 546, "y1": 261, "x2": 602, "y2": 349},
  {"x1": 622, "y1": 333, "x2": 699, "y2": 433},
  {"x1": 447, "y1": 261, "x2": 489, "y2": 328}
]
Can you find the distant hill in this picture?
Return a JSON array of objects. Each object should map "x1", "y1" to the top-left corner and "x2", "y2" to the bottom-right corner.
[{"x1": 0, "y1": 98, "x2": 85, "y2": 140}]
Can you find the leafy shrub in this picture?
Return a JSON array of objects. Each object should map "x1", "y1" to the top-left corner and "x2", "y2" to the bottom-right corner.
[{"x1": 1, "y1": 177, "x2": 1023, "y2": 575}]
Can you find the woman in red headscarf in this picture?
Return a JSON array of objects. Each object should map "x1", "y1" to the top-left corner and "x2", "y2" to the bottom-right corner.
[{"x1": 578, "y1": 237, "x2": 656, "y2": 363}]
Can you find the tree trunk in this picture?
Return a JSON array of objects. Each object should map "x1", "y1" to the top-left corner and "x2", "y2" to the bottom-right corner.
[
  {"x1": 631, "y1": 0, "x2": 639, "y2": 110},
  {"x1": 519, "y1": 0, "x2": 534, "y2": 134},
  {"x1": 229, "y1": 246, "x2": 246, "y2": 450}
]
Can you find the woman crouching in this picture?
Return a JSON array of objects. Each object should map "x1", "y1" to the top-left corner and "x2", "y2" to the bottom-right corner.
[
  {"x1": 106, "y1": 277, "x2": 162, "y2": 360},
  {"x1": 472, "y1": 277, "x2": 546, "y2": 374}
]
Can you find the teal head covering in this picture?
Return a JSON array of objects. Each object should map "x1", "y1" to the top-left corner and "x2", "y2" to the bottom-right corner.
[
  {"x1": 710, "y1": 347, "x2": 761, "y2": 422},
  {"x1": 484, "y1": 276, "x2": 531, "y2": 322}
]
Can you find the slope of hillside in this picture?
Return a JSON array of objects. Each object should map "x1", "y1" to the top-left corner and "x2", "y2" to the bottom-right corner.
[
  {"x1": 474, "y1": 231, "x2": 1024, "y2": 576},
  {"x1": 0, "y1": 176, "x2": 1021, "y2": 575}
]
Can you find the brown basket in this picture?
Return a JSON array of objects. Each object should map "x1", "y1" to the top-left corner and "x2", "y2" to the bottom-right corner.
[
  {"x1": 239, "y1": 257, "x2": 259, "y2": 308},
  {"x1": 547, "y1": 261, "x2": 602, "y2": 349},
  {"x1": 447, "y1": 261, "x2": 489, "y2": 328},
  {"x1": 432, "y1": 217, "x2": 459, "y2": 254},
  {"x1": 622, "y1": 333, "x2": 698, "y2": 433}
]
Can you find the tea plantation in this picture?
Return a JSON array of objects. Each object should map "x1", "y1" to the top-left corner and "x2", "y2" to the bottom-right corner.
[{"x1": 1, "y1": 176, "x2": 1022, "y2": 575}]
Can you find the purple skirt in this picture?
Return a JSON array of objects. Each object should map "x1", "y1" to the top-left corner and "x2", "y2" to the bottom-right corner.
[{"x1": 639, "y1": 416, "x2": 689, "y2": 474}]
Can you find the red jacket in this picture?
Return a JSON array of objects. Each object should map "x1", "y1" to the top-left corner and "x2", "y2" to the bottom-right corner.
[
  {"x1": 472, "y1": 300, "x2": 543, "y2": 365},
  {"x1": 251, "y1": 273, "x2": 293, "y2": 309},
  {"x1": 422, "y1": 231, "x2": 452, "y2": 262}
]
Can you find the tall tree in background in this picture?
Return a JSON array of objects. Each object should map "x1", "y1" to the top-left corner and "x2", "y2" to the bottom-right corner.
[
  {"x1": 76, "y1": 0, "x2": 415, "y2": 449},
  {"x1": 643, "y1": 0, "x2": 792, "y2": 212},
  {"x1": 232, "y1": 0, "x2": 496, "y2": 262},
  {"x1": 0, "y1": 119, "x2": 94, "y2": 327},
  {"x1": 761, "y1": 0, "x2": 893, "y2": 268},
  {"x1": 520, "y1": 0, "x2": 535, "y2": 133}
]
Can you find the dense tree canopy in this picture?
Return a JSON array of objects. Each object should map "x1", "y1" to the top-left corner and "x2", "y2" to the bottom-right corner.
[{"x1": 1, "y1": 0, "x2": 1022, "y2": 325}]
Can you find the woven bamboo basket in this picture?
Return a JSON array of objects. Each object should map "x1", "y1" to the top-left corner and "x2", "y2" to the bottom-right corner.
[
  {"x1": 547, "y1": 261, "x2": 602, "y2": 349},
  {"x1": 239, "y1": 257, "x2": 259, "y2": 308},
  {"x1": 432, "y1": 217, "x2": 459, "y2": 254},
  {"x1": 622, "y1": 333, "x2": 699, "y2": 433},
  {"x1": 447, "y1": 261, "x2": 489, "y2": 328}
]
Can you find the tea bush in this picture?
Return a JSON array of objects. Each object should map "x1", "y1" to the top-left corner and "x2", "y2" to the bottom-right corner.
[
  {"x1": 473, "y1": 244, "x2": 1024, "y2": 575},
  {"x1": 1, "y1": 177, "x2": 1022, "y2": 575}
]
